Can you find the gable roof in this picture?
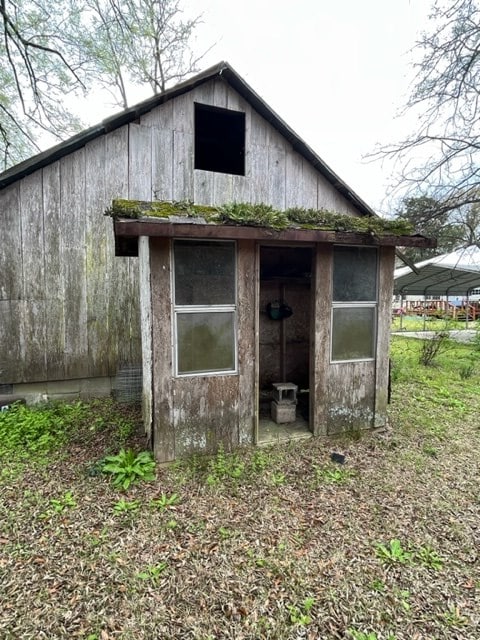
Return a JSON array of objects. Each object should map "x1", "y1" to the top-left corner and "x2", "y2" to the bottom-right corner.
[{"x1": 0, "y1": 61, "x2": 375, "y2": 216}]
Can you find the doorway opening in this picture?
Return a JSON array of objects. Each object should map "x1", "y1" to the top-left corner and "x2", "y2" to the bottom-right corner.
[{"x1": 258, "y1": 245, "x2": 313, "y2": 444}]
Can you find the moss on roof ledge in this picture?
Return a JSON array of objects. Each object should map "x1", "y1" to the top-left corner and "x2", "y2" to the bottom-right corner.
[{"x1": 106, "y1": 199, "x2": 413, "y2": 236}]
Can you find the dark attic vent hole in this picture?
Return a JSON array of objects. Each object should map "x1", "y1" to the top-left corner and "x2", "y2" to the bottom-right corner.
[{"x1": 194, "y1": 102, "x2": 245, "y2": 176}]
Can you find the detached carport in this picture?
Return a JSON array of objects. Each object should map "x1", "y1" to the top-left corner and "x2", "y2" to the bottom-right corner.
[{"x1": 394, "y1": 246, "x2": 480, "y2": 327}]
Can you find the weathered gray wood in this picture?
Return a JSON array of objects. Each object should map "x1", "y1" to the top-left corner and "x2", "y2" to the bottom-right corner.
[
  {"x1": 105, "y1": 127, "x2": 131, "y2": 371},
  {"x1": 302, "y1": 159, "x2": 318, "y2": 209},
  {"x1": 0, "y1": 300, "x2": 22, "y2": 382},
  {"x1": 249, "y1": 145, "x2": 269, "y2": 203},
  {"x1": 60, "y1": 149, "x2": 88, "y2": 379},
  {"x1": 0, "y1": 184, "x2": 21, "y2": 302},
  {"x1": 213, "y1": 172, "x2": 233, "y2": 204},
  {"x1": 237, "y1": 239, "x2": 256, "y2": 445},
  {"x1": 326, "y1": 361, "x2": 375, "y2": 433},
  {"x1": 150, "y1": 237, "x2": 175, "y2": 462},
  {"x1": 43, "y1": 162, "x2": 65, "y2": 381},
  {"x1": 268, "y1": 143, "x2": 286, "y2": 210},
  {"x1": 310, "y1": 243, "x2": 332, "y2": 436},
  {"x1": 285, "y1": 150, "x2": 303, "y2": 209},
  {"x1": 139, "y1": 237, "x2": 152, "y2": 443},
  {"x1": 20, "y1": 173, "x2": 44, "y2": 300},
  {"x1": 152, "y1": 128, "x2": 174, "y2": 201},
  {"x1": 172, "y1": 92, "x2": 194, "y2": 133},
  {"x1": 173, "y1": 131, "x2": 194, "y2": 201},
  {"x1": 129, "y1": 123, "x2": 152, "y2": 200},
  {"x1": 374, "y1": 246, "x2": 395, "y2": 426},
  {"x1": 140, "y1": 99, "x2": 174, "y2": 129},
  {"x1": 193, "y1": 169, "x2": 214, "y2": 205},
  {"x1": 85, "y1": 137, "x2": 110, "y2": 377}
]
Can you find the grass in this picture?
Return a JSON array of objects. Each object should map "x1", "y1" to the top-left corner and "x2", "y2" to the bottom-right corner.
[{"x1": 1, "y1": 339, "x2": 480, "y2": 638}]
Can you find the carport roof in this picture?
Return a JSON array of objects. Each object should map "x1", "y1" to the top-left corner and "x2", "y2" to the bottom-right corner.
[{"x1": 394, "y1": 246, "x2": 480, "y2": 296}]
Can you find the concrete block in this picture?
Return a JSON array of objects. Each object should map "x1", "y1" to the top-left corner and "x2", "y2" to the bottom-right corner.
[
  {"x1": 272, "y1": 382, "x2": 298, "y2": 405},
  {"x1": 271, "y1": 400, "x2": 296, "y2": 424}
]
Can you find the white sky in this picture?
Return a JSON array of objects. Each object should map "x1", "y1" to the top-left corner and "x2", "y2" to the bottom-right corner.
[{"x1": 79, "y1": 0, "x2": 434, "y2": 215}]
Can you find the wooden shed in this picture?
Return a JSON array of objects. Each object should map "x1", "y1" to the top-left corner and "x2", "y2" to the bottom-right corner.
[
  {"x1": 0, "y1": 61, "x2": 432, "y2": 439},
  {"x1": 111, "y1": 210, "x2": 432, "y2": 463}
]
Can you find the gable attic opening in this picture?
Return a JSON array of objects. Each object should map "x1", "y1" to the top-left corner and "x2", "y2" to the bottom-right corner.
[{"x1": 194, "y1": 102, "x2": 245, "y2": 175}]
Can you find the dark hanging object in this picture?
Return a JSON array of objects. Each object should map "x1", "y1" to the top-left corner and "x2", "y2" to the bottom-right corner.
[
  {"x1": 330, "y1": 452, "x2": 346, "y2": 465},
  {"x1": 267, "y1": 301, "x2": 293, "y2": 320}
]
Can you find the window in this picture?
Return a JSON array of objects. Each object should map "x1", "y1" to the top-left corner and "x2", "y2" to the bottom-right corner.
[
  {"x1": 173, "y1": 240, "x2": 237, "y2": 375},
  {"x1": 331, "y1": 246, "x2": 378, "y2": 362},
  {"x1": 194, "y1": 103, "x2": 245, "y2": 175}
]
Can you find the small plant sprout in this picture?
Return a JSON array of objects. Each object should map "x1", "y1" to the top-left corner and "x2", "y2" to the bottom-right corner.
[
  {"x1": 113, "y1": 498, "x2": 140, "y2": 514},
  {"x1": 101, "y1": 448, "x2": 155, "y2": 490},
  {"x1": 136, "y1": 562, "x2": 167, "y2": 582},
  {"x1": 375, "y1": 539, "x2": 412, "y2": 566},
  {"x1": 271, "y1": 472, "x2": 286, "y2": 486},
  {"x1": 313, "y1": 464, "x2": 353, "y2": 484},
  {"x1": 416, "y1": 545, "x2": 444, "y2": 570},
  {"x1": 287, "y1": 597, "x2": 315, "y2": 626},
  {"x1": 348, "y1": 631, "x2": 397, "y2": 640},
  {"x1": 150, "y1": 493, "x2": 180, "y2": 510},
  {"x1": 49, "y1": 490, "x2": 77, "y2": 513}
]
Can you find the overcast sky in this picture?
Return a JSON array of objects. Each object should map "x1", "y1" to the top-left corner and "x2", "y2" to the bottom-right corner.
[
  {"x1": 76, "y1": 0, "x2": 434, "y2": 215},
  {"x1": 181, "y1": 0, "x2": 433, "y2": 214}
]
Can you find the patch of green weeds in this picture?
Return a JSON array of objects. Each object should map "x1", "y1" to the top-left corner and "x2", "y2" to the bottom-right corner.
[
  {"x1": 136, "y1": 562, "x2": 167, "y2": 582},
  {"x1": 348, "y1": 631, "x2": 397, "y2": 640},
  {"x1": 40, "y1": 490, "x2": 77, "y2": 518},
  {"x1": 416, "y1": 545, "x2": 444, "y2": 570},
  {"x1": 441, "y1": 605, "x2": 468, "y2": 627},
  {"x1": 150, "y1": 493, "x2": 180, "y2": 510},
  {"x1": 375, "y1": 539, "x2": 412, "y2": 566},
  {"x1": 287, "y1": 596, "x2": 315, "y2": 626},
  {"x1": 0, "y1": 401, "x2": 87, "y2": 461},
  {"x1": 218, "y1": 526, "x2": 234, "y2": 540},
  {"x1": 313, "y1": 464, "x2": 353, "y2": 484},
  {"x1": 375, "y1": 539, "x2": 443, "y2": 571},
  {"x1": 206, "y1": 446, "x2": 245, "y2": 485},
  {"x1": 102, "y1": 448, "x2": 155, "y2": 490},
  {"x1": 113, "y1": 498, "x2": 140, "y2": 514},
  {"x1": 270, "y1": 472, "x2": 286, "y2": 486}
]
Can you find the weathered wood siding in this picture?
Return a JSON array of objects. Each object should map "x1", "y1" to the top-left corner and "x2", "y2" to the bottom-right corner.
[
  {"x1": 149, "y1": 238, "x2": 256, "y2": 462},
  {"x1": 1, "y1": 75, "x2": 363, "y2": 386},
  {"x1": 0, "y1": 129, "x2": 139, "y2": 384}
]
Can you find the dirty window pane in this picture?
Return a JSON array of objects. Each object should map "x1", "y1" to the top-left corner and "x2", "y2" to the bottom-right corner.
[
  {"x1": 333, "y1": 247, "x2": 377, "y2": 301},
  {"x1": 177, "y1": 312, "x2": 235, "y2": 374},
  {"x1": 174, "y1": 241, "x2": 235, "y2": 305},
  {"x1": 332, "y1": 307, "x2": 375, "y2": 360}
]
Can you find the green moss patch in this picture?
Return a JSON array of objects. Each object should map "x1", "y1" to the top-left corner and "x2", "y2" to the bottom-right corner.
[{"x1": 106, "y1": 199, "x2": 413, "y2": 236}]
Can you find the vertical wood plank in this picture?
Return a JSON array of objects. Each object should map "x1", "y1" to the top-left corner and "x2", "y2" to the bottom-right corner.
[
  {"x1": 0, "y1": 184, "x2": 22, "y2": 301},
  {"x1": 268, "y1": 143, "x2": 286, "y2": 209},
  {"x1": 374, "y1": 246, "x2": 395, "y2": 426},
  {"x1": 150, "y1": 237, "x2": 175, "y2": 462},
  {"x1": 139, "y1": 236, "x2": 153, "y2": 443},
  {"x1": 213, "y1": 173, "x2": 233, "y2": 204},
  {"x1": 237, "y1": 239, "x2": 256, "y2": 445},
  {"x1": 173, "y1": 131, "x2": 194, "y2": 201},
  {"x1": 43, "y1": 162, "x2": 65, "y2": 380},
  {"x1": 105, "y1": 127, "x2": 131, "y2": 370},
  {"x1": 85, "y1": 137, "x2": 110, "y2": 377},
  {"x1": 193, "y1": 169, "x2": 214, "y2": 205},
  {"x1": 152, "y1": 128, "x2": 174, "y2": 201},
  {"x1": 60, "y1": 149, "x2": 88, "y2": 379},
  {"x1": 128, "y1": 123, "x2": 153, "y2": 200},
  {"x1": 0, "y1": 184, "x2": 23, "y2": 382},
  {"x1": 285, "y1": 150, "x2": 303, "y2": 209},
  {"x1": 249, "y1": 145, "x2": 269, "y2": 203},
  {"x1": 311, "y1": 244, "x2": 332, "y2": 436},
  {"x1": 302, "y1": 159, "x2": 318, "y2": 209},
  {"x1": 172, "y1": 92, "x2": 194, "y2": 133},
  {"x1": 140, "y1": 100, "x2": 174, "y2": 129}
]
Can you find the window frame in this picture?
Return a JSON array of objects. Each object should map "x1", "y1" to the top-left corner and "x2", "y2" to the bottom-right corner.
[
  {"x1": 330, "y1": 246, "x2": 378, "y2": 364},
  {"x1": 172, "y1": 239, "x2": 238, "y2": 377}
]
